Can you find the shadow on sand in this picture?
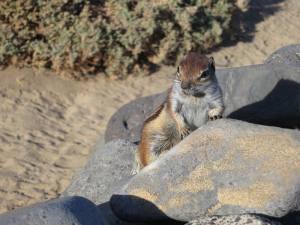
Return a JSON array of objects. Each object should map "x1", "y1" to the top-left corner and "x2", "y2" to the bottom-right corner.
[{"x1": 211, "y1": 0, "x2": 286, "y2": 51}]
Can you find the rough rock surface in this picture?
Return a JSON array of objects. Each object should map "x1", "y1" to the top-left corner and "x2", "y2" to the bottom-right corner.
[
  {"x1": 63, "y1": 140, "x2": 144, "y2": 225},
  {"x1": 186, "y1": 214, "x2": 281, "y2": 225},
  {"x1": 265, "y1": 44, "x2": 300, "y2": 67},
  {"x1": 105, "y1": 64, "x2": 300, "y2": 143},
  {"x1": 64, "y1": 139, "x2": 137, "y2": 204},
  {"x1": 0, "y1": 196, "x2": 102, "y2": 225},
  {"x1": 110, "y1": 119, "x2": 300, "y2": 222}
]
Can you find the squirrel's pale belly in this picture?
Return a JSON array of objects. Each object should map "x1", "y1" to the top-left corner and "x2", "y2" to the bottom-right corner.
[{"x1": 179, "y1": 97, "x2": 209, "y2": 130}]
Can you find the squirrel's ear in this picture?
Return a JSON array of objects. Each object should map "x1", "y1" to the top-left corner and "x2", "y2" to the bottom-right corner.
[
  {"x1": 208, "y1": 56, "x2": 215, "y2": 72},
  {"x1": 176, "y1": 66, "x2": 180, "y2": 78}
]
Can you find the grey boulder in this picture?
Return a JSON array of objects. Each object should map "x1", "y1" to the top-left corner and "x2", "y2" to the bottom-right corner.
[
  {"x1": 64, "y1": 139, "x2": 137, "y2": 204},
  {"x1": 0, "y1": 196, "x2": 102, "y2": 225},
  {"x1": 63, "y1": 140, "x2": 142, "y2": 225},
  {"x1": 265, "y1": 44, "x2": 300, "y2": 67},
  {"x1": 105, "y1": 64, "x2": 300, "y2": 143},
  {"x1": 110, "y1": 119, "x2": 300, "y2": 222}
]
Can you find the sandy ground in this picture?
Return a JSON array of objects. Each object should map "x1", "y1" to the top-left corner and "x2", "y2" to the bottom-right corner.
[{"x1": 0, "y1": 0, "x2": 299, "y2": 213}]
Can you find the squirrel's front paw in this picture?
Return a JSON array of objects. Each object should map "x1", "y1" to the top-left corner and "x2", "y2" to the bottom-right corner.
[
  {"x1": 180, "y1": 127, "x2": 191, "y2": 138},
  {"x1": 208, "y1": 108, "x2": 223, "y2": 121},
  {"x1": 208, "y1": 115, "x2": 222, "y2": 121}
]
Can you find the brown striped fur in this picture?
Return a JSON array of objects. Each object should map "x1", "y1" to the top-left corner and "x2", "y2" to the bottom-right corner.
[
  {"x1": 179, "y1": 52, "x2": 210, "y2": 81},
  {"x1": 139, "y1": 103, "x2": 164, "y2": 166},
  {"x1": 137, "y1": 91, "x2": 185, "y2": 169}
]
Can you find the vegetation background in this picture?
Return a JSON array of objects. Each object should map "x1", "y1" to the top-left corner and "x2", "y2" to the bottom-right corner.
[{"x1": 1, "y1": 0, "x2": 244, "y2": 79}]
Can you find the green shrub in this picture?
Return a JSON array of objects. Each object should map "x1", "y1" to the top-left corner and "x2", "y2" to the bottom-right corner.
[{"x1": 0, "y1": 0, "x2": 241, "y2": 79}]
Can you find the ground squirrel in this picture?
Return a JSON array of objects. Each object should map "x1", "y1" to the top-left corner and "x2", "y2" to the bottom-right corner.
[{"x1": 134, "y1": 52, "x2": 224, "y2": 172}]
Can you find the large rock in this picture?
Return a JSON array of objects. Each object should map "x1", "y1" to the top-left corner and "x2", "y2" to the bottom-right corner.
[
  {"x1": 63, "y1": 140, "x2": 144, "y2": 225},
  {"x1": 265, "y1": 45, "x2": 300, "y2": 67},
  {"x1": 105, "y1": 64, "x2": 300, "y2": 143},
  {"x1": 0, "y1": 196, "x2": 102, "y2": 225},
  {"x1": 64, "y1": 139, "x2": 137, "y2": 204},
  {"x1": 110, "y1": 119, "x2": 300, "y2": 222}
]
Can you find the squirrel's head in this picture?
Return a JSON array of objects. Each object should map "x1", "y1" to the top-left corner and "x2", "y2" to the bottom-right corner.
[{"x1": 176, "y1": 52, "x2": 216, "y2": 97}]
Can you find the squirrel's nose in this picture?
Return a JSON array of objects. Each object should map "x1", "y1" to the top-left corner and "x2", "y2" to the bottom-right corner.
[{"x1": 181, "y1": 81, "x2": 191, "y2": 90}]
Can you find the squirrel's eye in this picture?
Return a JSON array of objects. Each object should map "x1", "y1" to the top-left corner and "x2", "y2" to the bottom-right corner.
[
  {"x1": 197, "y1": 71, "x2": 209, "y2": 81},
  {"x1": 201, "y1": 71, "x2": 209, "y2": 78},
  {"x1": 176, "y1": 67, "x2": 181, "y2": 80}
]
